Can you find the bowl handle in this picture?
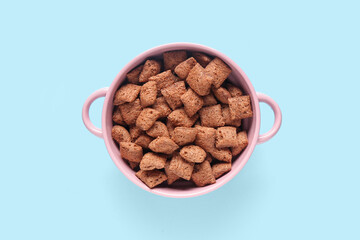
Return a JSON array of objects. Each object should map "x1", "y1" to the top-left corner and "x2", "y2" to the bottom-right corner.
[
  {"x1": 82, "y1": 87, "x2": 109, "y2": 138},
  {"x1": 256, "y1": 92, "x2": 282, "y2": 144}
]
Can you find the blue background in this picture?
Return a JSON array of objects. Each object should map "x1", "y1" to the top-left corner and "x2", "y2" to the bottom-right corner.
[{"x1": 1, "y1": 0, "x2": 359, "y2": 239}]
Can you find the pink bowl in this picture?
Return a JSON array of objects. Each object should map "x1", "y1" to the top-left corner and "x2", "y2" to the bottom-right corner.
[{"x1": 82, "y1": 43, "x2": 282, "y2": 198}]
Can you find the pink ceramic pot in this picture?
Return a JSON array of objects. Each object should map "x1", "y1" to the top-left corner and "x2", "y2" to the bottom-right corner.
[{"x1": 82, "y1": 43, "x2": 282, "y2": 198}]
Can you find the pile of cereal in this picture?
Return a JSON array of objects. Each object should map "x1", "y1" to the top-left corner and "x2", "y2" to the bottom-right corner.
[{"x1": 112, "y1": 51, "x2": 252, "y2": 188}]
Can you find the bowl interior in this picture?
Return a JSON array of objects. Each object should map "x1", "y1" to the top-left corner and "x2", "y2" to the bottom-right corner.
[{"x1": 102, "y1": 43, "x2": 259, "y2": 198}]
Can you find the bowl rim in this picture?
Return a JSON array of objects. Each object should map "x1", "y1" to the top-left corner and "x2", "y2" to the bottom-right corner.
[{"x1": 101, "y1": 42, "x2": 261, "y2": 198}]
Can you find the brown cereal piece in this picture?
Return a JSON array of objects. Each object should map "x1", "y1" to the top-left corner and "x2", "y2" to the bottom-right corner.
[
  {"x1": 119, "y1": 99, "x2": 142, "y2": 125},
  {"x1": 231, "y1": 131, "x2": 249, "y2": 156},
  {"x1": 228, "y1": 96, "x2": 253, "y2": 120},
  {"x1": 210, "y1": 148, "x2": 232, "y2": 163},
  {"x1": 140, "y1": 81, "x2": 157, "y2": 107},
  {"x1": 225, "y1": 83, "x2": 243, "y2": 97},
  {"x1": 113, "y1": 84, "x2": 141, "y2": 105},
  {"x1": 112, "y1": 125, "x2": 131, "y2": 143},
  {"x1": 174, "y1": 57, "x2": 197, "y2": 79},
  {"x1": 194, "y1": 126, "x2": 216, "y2": 152},
  {"x1": 212, "y1": 86, "x2": 231, "y2": 104},
  {"x1": 134, "y1": 134, "x2": 153, "y2": 149},
  {"x1": 195, "y1": 126, "x2": 232, "y2": 162},
  {"x1": 166, "y1": 120, "x2": 175, "y2": 138},
  {"x1": 128, "y1": 161, "x2": 139, "y2": 170},
  {"x1": 167, "y1": 109, "x2": 199, "y2": 127},
  {"x1": 163, "y1": 51, "x2": 187, "y2": 71},
  {"x1": 202, "y1": 93, "x2": 218, "y2": 106},
  {"x1": 171, "y1": 127, "x2": 198, "y2": 146},
  {"x1": 205, "y1": 154, "x2": 213, "y2": 163},
  {"x1": 139, "y1": 59, "x2": 162, "y2": 83},
  {"x1": 148, "y1": 137, "x2": 179, "y2": 154},
  {"x1": 186, "y1": 63, "x2": 212, "y2": 96},
  {"x1": 205, "y1": 57, "x2": 232, "y2": 88},
  {"x1": 164, "y1": 161, "x2": 180, "y2": 184},
  {"x1": 216, "y1": 127, "x2": 238, "y2": 148},
  {"x1": 161, "y1": 81, "x2": 187, "y2": 110},
  {"x1": 148, "y1": 70, "x2": 177, "y2": 92},
  {"x1": 136, "y1": 170, "x2": 167, "y2": 189},
  {"x1": 146, "y1": 121, "x2": 169, "y2": 138},
  {"x1": 222, "y1": 106, "x2": 242, "y2": 127},
  {"x1": 180, "y1": 145, "x2": 206, "y2": 163},
  {"x1": 126, "y1": 65, "x2": 143, "y2": 84},
  {"x1": 129, "y1": 125, "x2": 143, "y2": 141},
  {"x1": 169, "y1": 153, "x2": 194, "y2": 180},
  {"x1": 152, "y1": 97, "x2": 171, "y2": 118},
  {"x1": 191, "y1": 161, "x2": 216, "y2": 187},
  {"x1": 180, "y1": 88, "x2": 204, "y2": 117},
  {"x1": 199, "y1": 104, "x2": 225, "y2": 127},
  {"x1": 112, "y1": 106, "x2": 125, "y2": 125},
  {"x1": 140, "y1": 152, "x2": 167, "y2": 170},
  {"x1": 136, "y1": 108, "x2": 160, "y2": 131},
  {"x1": 192, "y1": 52, "x2": 212, "y2": 67},
  {"x1": 212, "y1": 163, "x2": 232, "y2": 179},
  {"x1": 119, "y1": 142, "x2": 143, "y2": 163}
]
